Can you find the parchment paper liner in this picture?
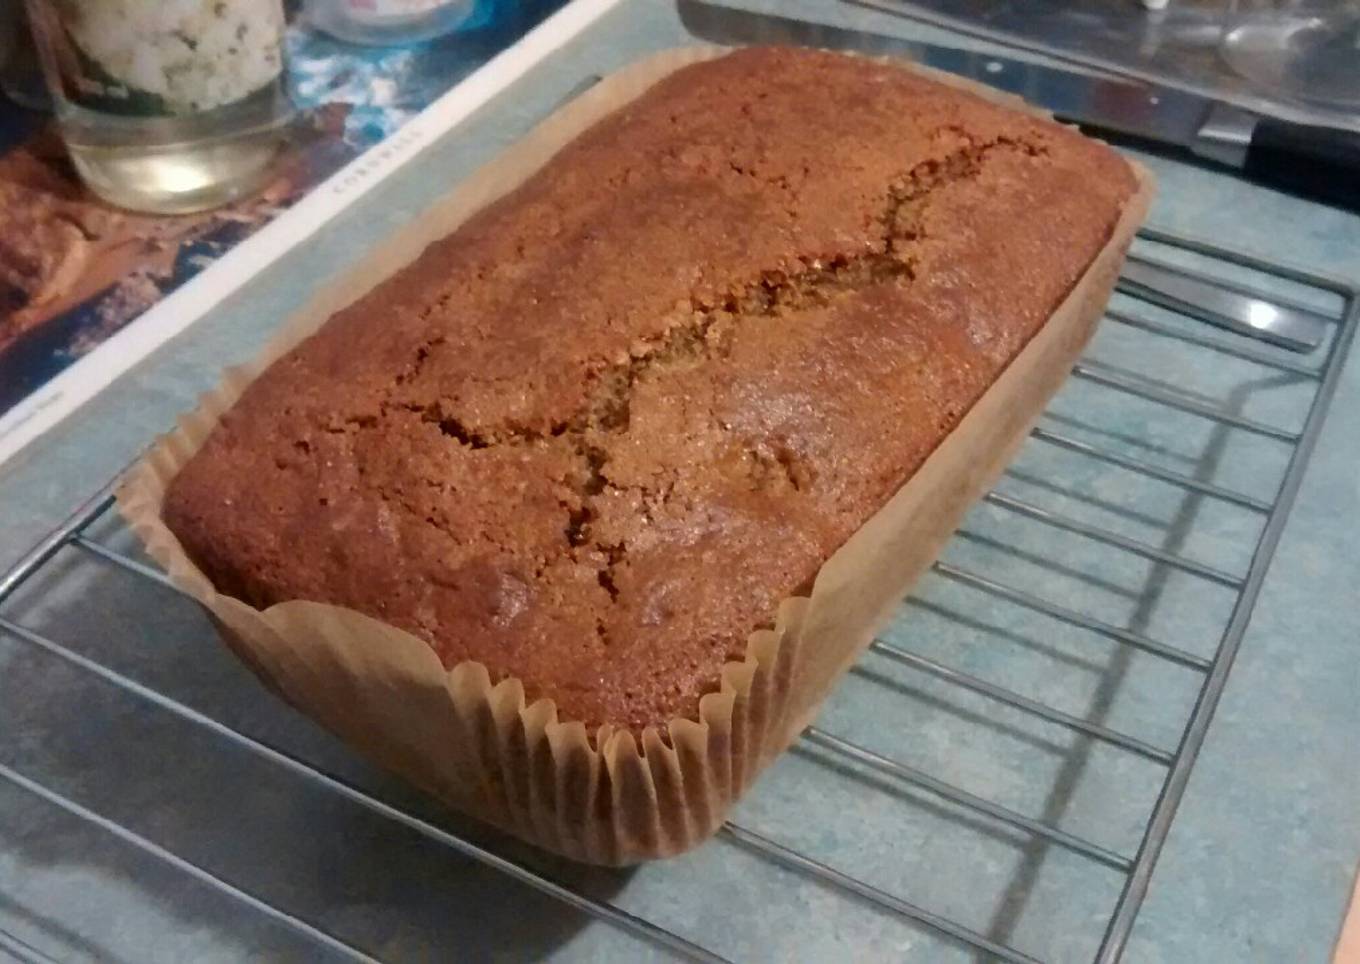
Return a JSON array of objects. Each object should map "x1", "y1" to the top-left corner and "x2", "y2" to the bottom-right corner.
[{"x1": 117, "y1": 46, "x2": 1154, "y2": 865}]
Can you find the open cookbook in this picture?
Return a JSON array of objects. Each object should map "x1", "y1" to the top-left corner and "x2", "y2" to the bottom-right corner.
[{"x1": 0, "y1": 0, "x2": 622, "y2": 466}]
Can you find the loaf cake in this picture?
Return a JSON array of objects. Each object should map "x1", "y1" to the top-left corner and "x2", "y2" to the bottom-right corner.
[{"x1": 163, "y1": 46, "x2": 1139, "y2": 736}]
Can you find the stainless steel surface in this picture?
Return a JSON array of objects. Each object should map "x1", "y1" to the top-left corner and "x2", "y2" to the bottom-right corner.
[
  {"x1": 1120, "y1": 256, "x2": 1330, "y2": 352},
  {"x1": 0, "y1": 226, "x2": 1353, "y2": 962},
  {"x1": 1220, "y1": 5, "x2": 1360, "y2": 111},
  {"x1": 677, "y1": 0, "x2": 1215, "y2": 150},
  {"x1": 683, "y1": 0, "x2": 1335, "y2": 181},
  {"x1": 843, "y1": 0, "x2": 1360, "y2": 134},
  {"x1": 1190, "y1": 102, "x2": 1259, "y2": 167}
]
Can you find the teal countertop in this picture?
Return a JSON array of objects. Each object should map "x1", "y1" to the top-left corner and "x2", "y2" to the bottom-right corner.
[{"x1": 2, "y1": 2, "x2": 1357, "y2": 961}]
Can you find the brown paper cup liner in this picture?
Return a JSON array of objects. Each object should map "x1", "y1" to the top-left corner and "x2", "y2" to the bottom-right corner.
[{"x1": 117, "y1": 46, "x2": 1155, "y2": 864}]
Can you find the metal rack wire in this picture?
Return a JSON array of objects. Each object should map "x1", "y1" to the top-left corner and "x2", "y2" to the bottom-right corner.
[{"x1": 0, "y1": 227, "x2": 1353, "y2": 963}]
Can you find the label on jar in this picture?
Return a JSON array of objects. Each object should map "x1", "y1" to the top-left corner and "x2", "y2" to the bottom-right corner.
[
  {"x1": 28, "y1": 0, "x2": 286, "y2": 117},
  {"x1": 341, "y1": 0, "x2": 463, "y2": 23}
]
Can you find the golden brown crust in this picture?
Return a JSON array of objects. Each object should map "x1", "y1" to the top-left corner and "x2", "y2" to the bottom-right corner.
[{"x1": 164, "y1": 46, "x2": 1137, "y2": 732}]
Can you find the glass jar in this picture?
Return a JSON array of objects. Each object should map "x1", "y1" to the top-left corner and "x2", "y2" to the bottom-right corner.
[
  {"x1": 25, "y1": 0, "x2": 294, "y2": 214},
  {"x1": 304, "y1": 0, "x2": 478, "y2": 46}
]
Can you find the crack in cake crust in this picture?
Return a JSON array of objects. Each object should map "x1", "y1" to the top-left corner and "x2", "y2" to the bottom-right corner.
[{"x1": 160, "y1": 47, "x2": 1136, "y2": 732}]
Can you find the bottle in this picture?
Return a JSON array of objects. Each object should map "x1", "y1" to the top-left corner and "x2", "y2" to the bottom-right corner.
[
  {"x1": 24, "y1": 0, "x2": 294, "y2": 214},
  {"x1": 304, "y1": 0, "x2": 478, "y2": 46}
]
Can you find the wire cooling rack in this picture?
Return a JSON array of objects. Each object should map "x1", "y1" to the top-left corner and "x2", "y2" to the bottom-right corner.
[{"x1": 0, "y1": 226, "x2": 1354, "y2": 963}]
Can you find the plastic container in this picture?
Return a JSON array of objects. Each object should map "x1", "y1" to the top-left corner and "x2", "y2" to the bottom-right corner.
[{"x1": 304, "y1": 0, "x2": 477, "y2": 46}]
